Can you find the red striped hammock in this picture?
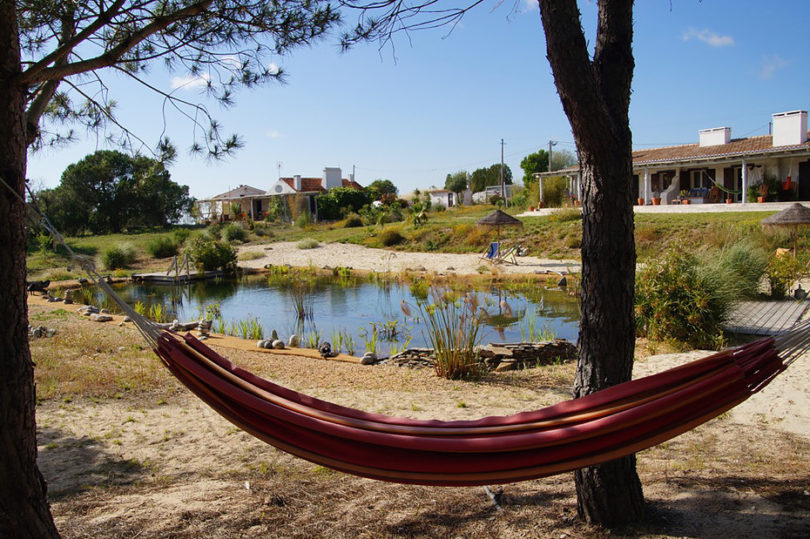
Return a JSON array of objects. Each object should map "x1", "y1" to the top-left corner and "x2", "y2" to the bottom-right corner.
[{"x1": 151, "y1": 329, "x2": 799, "y2": 487}]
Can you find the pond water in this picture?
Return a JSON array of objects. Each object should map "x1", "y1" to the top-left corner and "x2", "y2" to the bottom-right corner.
[{"x1": 109, "y1": 274, "x2": 580, "y2": 356}]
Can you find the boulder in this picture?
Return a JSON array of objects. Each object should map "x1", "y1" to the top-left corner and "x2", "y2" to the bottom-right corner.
[
  {"x1": 288, "y1": 334, "x2": 300, "y2": 347},
  {"x1": 89, "y1": 313, "x2": 113, "y2": 322},
  {"x1": 257, "y1": 340, "x2": 269, "y2": 349},
  {"x1": 361, "y1": 352, "x2": 378, "y2": 365},
  {"x1": 272, "y1": 340, "x2": 285, "y2": 349}
]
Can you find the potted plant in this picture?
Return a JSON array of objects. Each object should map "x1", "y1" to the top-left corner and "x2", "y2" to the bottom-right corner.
[
  {"x1": 637, "y1": 197, "x2": 645, "y2": 205},
  {"x1": 679, "y1": 189, "x2": 690, "y2": 204},
  {"x1": 651, "y1": 192, "x2": 661, "y2": 205}
]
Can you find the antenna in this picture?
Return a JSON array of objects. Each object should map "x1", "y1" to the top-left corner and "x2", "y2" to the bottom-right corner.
[{"x1": 276, "y1": 162, "x2": 282, "y2": 180}]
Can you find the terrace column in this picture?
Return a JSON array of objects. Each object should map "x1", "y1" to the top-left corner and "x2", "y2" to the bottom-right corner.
[
  {"x1": 577, "y1": 172, "x2": 583, "y2": 201},
  {"x1": 741, "y1": 159, "x2": 748, "y2": 203},
  {"x1": 643, "y1": 168, "x2": 651, "y2": 204},
  {"x1": 539, "y1": 176, "x2": 544, "y2": 203}
]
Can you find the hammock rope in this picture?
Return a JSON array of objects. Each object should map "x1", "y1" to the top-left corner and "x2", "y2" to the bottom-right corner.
[{"x1": 3, "y1": 174, "x2": 807, "y2": 486}]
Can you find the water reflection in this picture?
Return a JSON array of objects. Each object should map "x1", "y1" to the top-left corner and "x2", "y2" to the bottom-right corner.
[{"x1": 110, "y1": 275, "x2": 580, "y2": 352}]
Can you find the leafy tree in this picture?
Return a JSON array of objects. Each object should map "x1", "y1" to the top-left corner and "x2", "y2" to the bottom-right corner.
[
  {"x1": 522, "y1": 149, "x2": 578, "y2": 185},
  {"x1": 39, "y1": 150, "x2": 192, "y2": 234},
  {"x1": 520, "y1": 150, "x2": 549, "y2": 184},
  {"x1": 317, "y1": 187, "x2": 372, "y2": 220},
  {"x1": 469, "y1": 163, "x2": 512, "y2": 193},
  {"x1": 1, "y1": 1, "x2": 338, "y2": 535},
  {"x1": 341, "y1": 0, "x2": 641, "y2": 528},
  {"x1": 365, "y1": 178, "x2": 398, "y2": 200},
  {"x1": 444, "y1": 171, "x2": 467, "y2": 203}
]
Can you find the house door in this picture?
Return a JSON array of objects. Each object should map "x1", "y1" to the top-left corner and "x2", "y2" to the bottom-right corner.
[{"x1": 799, "y1": 160, "x2": 810, "y2": 201}]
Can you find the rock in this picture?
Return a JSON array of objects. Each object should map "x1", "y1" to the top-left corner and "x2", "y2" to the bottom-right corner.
[
  {"x1": 63, "y1": 298, "x2": 73, "y2": 305},
  {"x1": 123, "y1": 316, "x2": 132, "y2": 322},
  {"x1": 257, "y1": 340, "x2": 268, "y2": 349},
  {"x1": 271, "y1": 340, "x2": 285, "y2": 349},
  {"x1": 100, "y1": 308, "x2": 110, "y2": 314},
  {"x1": 557, "y1": 276, "x2": 567, "y2": 287},
  {"x1": 361, "y1": 352, "x2": 378, "y2": 365},
  {"x1": 78, "y1": 305, "x2": 99, "y2": 314},
  {"x1": 288, "y1": 334, "x2": 300, "y2": 347},
  {"x1": 262, "y1": 340, "x2": 274, "y2": 349},
  {"x1": 46, "y1": 328, "x2": 57, "y2": 338},
  {"x1": 270, "y1": 329, "x2": 279, "y2": 340},
  {"x1": 495, "y1": 361, "x2": 517, "y2": 372},
  {"x1": 199, "y1": 335, "x2": 208, "y2": 341},
  {"x1": 446, "y1": 266, "x2": 455, "y2": 271},
  {"x1": 89, "y1": 313, "x2": 113, "y2": 322},
  {"x1": 318, "y1": 342, "x2": 334, "y2": 358}
]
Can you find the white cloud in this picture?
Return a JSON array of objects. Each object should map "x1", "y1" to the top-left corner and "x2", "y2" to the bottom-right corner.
[
  {"x1": 521, "y1": 0, "x2": 538, "y2": 12},
  {"x1": 170, "y1": 73, "x2": 211, "y2": 90},
  {"x1": 759, "y1": 54, "x2": 789, "y2": 80},
  {"x1": 682, "y1": 28, "x2": 734, "y2": 47},
  {"x1": 266, "y1": 130, "x2": 282, "y2": 139}
]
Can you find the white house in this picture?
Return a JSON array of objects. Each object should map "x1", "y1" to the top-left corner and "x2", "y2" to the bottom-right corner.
[{"x1": 536, "y1": 109, "x2": 810, "y2": 205}]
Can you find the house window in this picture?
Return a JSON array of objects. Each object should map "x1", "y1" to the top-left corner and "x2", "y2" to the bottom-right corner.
[{"x1": 690, "y1": 170, "x2": 707, "y2": 189}]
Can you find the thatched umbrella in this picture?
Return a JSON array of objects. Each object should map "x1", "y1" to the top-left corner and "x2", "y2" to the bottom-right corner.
[
  {"x1": 477, "y1": 210, "x2": 523, "y2": 254},
  {"x1": 761, "y1": 203, "x2": 810, "y2": 256}
]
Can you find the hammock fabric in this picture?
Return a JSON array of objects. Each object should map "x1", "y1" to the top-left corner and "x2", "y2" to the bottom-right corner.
[
  {"x1": 6, "y1": 173, "x2": 806, "y2": 487},
  {"x1": 150, "y1": 329, "x2": 796, "y2": 487}
]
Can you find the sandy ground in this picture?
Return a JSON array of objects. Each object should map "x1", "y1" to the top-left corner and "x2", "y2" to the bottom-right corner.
[
  {"x1": 237, "y1": 241, "x2": 579, "y2": 276},
  {"x1": 27, "y1": 270, "x2": 810, "y2": 537}
]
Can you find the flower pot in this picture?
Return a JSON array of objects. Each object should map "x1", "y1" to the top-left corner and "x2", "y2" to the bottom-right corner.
[
  {"x1": 757, "y1": 196, "x2": 765, "y2": 203},
  {"x1": 637, "y1": 197, "x2": 644, "y2": 206},
  {"x1": 682, "y1": 199, "x2": 690, "y2": 205},
  {"x1": 726, "y1": 198, "x2": 732, "y2": 204},
  {"x1": 652, "y1": 197, "x2": 661, "y2": 206}
]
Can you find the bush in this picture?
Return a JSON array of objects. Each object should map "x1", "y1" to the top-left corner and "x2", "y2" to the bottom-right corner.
[
  {"x1": 206, "y1": 222, "x2": 223, "y2": 240},
  {"x1": 541, "y1": 176, "x2": 569, "y2": 207},
  {"x1": 223, "y1": 223, "x2": 247, "y2": 242},
  {"x1": 548, "y1": 208, "x2": 582, "y2": 223},
  {"x1": 295, "y1": 211, "x2": 312, "y2": 228},
  {"x1": 767, "y1": 251, "x2": 802, "y2": 299},
  {"x1": 343, "y1": 213, "x2": 364, "y2": 228},
  {"x1": 297, "y1": 238, "x2": 319, "y2": 249},
  {"x1": 380, "y1": 228, "x2": 405, "y2": 246},
  {"x1": 101, "y1": 244, "x2": 136, "y2": 270},
  {"x1": 172, "y1": 227, "x2": 191, "y2": 245},
  {"x1": 252, "y1": 223, "x2": 274, "y2": 237},
  {"x1": 185, "y1": 236, "x2": 236, "y2": 271},
  {"x1": 635, "y1": 249, "x2": 732, "y2": 349},
  {"x1": 705, "y1": 240, "x2": 768, "y2": 299},
  {"x1": 146, "y1": 236, "x2": 178, "y2": 258}
]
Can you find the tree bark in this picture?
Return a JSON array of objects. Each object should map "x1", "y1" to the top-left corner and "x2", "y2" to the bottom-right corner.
[
  {"x1": 538, "y1": 0, "x2": 643, "y2": 527},
  {"x1": 0, "y1": 1, "x2": 60, "y2": 536}
]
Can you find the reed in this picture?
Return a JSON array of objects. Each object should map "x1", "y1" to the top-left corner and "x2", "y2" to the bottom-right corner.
[{"x1": 408, "y1": 287, "x2": 485, "y2": 380}]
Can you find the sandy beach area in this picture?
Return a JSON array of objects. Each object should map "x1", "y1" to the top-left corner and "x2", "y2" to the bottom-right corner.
[{"x1": 237, "y1": 241, "x2": 579, "y2": 276}]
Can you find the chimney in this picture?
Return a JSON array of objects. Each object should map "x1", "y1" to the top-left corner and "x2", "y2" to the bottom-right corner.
[
  {"x1": 772, "y1": 110, "x2": 808, "y2": 147},
  {"x1": 293, "y1": 175, "x2": 302, "y2": 191},
  {"x1": 322, "y1": 167, "x2": 342, "y2": 190},
  {"x1": 699, "y1": 127, "x2": 731, "y2": 147}
]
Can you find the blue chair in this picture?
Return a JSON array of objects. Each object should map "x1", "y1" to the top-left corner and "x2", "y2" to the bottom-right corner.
[{"x1": 480, "y1": 241, "x2": 499, "y2": 261}]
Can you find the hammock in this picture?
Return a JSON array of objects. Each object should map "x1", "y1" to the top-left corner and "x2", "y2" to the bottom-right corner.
[{"x1": 7, "y1": 176, "x2": 807, "y2": 487}]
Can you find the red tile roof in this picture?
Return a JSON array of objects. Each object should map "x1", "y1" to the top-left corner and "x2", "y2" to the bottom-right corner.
[
  {"x1": 281, "y1": 177, "x2": 326, "y2": 193},
  {"x1": 342, "y1": 179, "x2": 364, "y2": 190}
]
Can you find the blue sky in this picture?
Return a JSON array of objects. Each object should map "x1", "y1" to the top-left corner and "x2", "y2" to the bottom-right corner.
[{"x1": 26, "y1": 0, "x2": 810, "y2": 199}]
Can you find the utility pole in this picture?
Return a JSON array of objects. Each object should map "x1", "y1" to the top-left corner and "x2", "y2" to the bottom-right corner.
[
  {"x1": 500, "y1": 138, "x2": 508, "y2": 207},
  {"x1": 548, "y1": 140, "x2": 557, "y2": 173}
]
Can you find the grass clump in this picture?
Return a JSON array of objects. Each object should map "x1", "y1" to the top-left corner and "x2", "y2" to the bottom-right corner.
[
  {"x1": 146, "y1": 236, "x2": 178, "y2": 259},
  {"x1": 238, "y1": 250, "x2": 265, "y2": 261},
  {"x1": 223, "y1": 223, "x2": 247, "y2": 242},
  {"x1": 185, "y1": 236, "x2": 236, "y2": 271},
  {"x1": 548, "y1": 208, "x2": 582, "y2": 223},
  {"x1": 297, "y1": 238, "x2": 319, "y2": 249},
  {"x1": 343, "y1": 213, "x2": 364, "y2": 228},
  {"x1": 101, "y1": 244, "x2": 136, "y2": 270},
  {"x1": 767, "y1": 251, "x2": 802, "y2": 299},
  {"x1": 380, "y1": 228, "x2": 405, "y2": 247},
  {"x1": 405, "y1": 288, "x2": 485, "y2": 380}
]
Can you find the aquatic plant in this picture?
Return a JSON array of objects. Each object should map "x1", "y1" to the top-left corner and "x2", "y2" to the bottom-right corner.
[
  {"x1": 359, "y1": 324, "x2": 378, "y2": 354},
  {"x1": 519, "y1": 310, "x2": 557, "y2": 342},
  {"x1": 290, "y1": 284, "x2": 313, "y2": 320},
  {"x1": 342, "y1": 331, "x2": 356, "y2": 356},
  {"x1": 134, "y1": 301, "x2": 146, "y2": 317},
  {"x1": 237, "y1": 316, "x2": 264, "y2": 340},
  {"x1": 408, "y1": 288, "x2": 485, "y2": 380},
  {"x1": 306, "y1": 327, "x2": 322, "y2": 349},
  {"x1": 330, "y1": 330, "x2": 344, "y2": 354},
  {"x1": 149, "y1": 303, "x2": 167, "y2": 323}
]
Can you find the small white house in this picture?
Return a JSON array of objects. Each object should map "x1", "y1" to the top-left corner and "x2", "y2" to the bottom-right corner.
[{"x1": 427, "y1": 189, "x2": 455, "y2": 208}]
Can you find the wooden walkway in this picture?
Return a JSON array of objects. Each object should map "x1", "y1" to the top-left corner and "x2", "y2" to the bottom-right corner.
[{"x1": 723, "y1": 300, "x2": 810, "y2": 336}]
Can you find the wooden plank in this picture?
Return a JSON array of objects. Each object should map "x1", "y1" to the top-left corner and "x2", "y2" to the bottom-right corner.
[{"x1": 724, "y1": 300, "x2": 809, "y2": 336}]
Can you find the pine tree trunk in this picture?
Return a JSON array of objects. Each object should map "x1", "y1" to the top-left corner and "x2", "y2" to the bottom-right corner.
[
  {"x1": 538, "y1": 0, "x2": 644, "y2": 527},
  {"x1": 0, "y1": 1, "x2": 60, "y2": 535}
]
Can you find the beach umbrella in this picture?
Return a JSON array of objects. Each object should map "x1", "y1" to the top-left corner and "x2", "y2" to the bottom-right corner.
[
  {"x1": 761, "y1": 203, "x2": 810, "y2": 256},
  {"x1": 477, "y1": 210, "x2": 523, "y2": 253}
]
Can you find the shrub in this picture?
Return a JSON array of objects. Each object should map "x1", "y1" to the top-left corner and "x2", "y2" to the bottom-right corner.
[
  {"x1": 223, "y1": 223, "x2": 247, "y2": 242},
  {"x1": 635, "y1": 249, "x2": 732, "y2": 349},
  {"x1": 297, "y1": 238, "x2": 319, "y2": 249},
  {"x1": 705, "y1": 240, "x2": 768, "y2": 299},
  {"x1": 252, "y1": 223, "x2": 273, "y2": 237},
  {"x1": 407, "y1": 288, "x2": 485, "y2": 380},
  {"x1": 343, "y1": 213, "x2": 364, "y2": 228},
  {"x1": 541, "y1": 176, "x2": 569, "y2": 207},
  {"x1": 206, "y1": 222, "x2": 223, "y2": 240},
  {"x1": 172, "y1": 227, "x2": 191, "y2": 245},
  {"x1": 295, "y1": 211, "x2": 312, "y2": 228},
  {"x1": 185, "y1": 236, "x2": 236, "y2": 271},
  {"x1": 767, "y1": 251, "x2": 802, "y2": 299},
  {"x1": 548, "y1": 208, "x2": 582, "y2": 223},
  {"x1": 380, "y1": 228, "x2": 405, "y2": 246},
  {"x1": 146, "y1": 236, "x2": 178, "y2": 258},
  {"x1": 101, "y1": 244, "x2": 136, "y2": 270}
]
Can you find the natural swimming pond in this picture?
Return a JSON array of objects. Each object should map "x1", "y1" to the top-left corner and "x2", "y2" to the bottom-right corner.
[{"x1": 109, "y1": 272, "x2": 580, "y2": 356}]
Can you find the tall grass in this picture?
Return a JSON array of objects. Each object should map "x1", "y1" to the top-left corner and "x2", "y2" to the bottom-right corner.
[
  {"x1": 519, "y1": 310, "x2": 557, "y2": 342},
  {"x1": 406, "y1": 287, "x2": 485, "y2": 379}
]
